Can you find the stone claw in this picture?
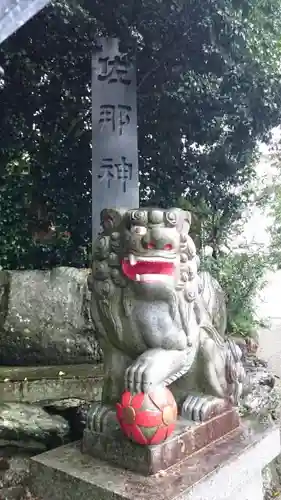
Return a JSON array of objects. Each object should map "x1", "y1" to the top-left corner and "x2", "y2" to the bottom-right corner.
[
  {"x1": 181, "y1": 395, "x2": 229, "y2": 422},
  {"x1": 86, "y1": 403, "x2": 120, "y2": 435},
  {"x1": 125, "y1": 359, "x2": 154, "y2": 393}
]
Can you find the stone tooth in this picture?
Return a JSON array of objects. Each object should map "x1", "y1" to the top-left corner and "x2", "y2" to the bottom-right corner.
[
  {"x1": 129, "y1": 254, "x2": 137, "y2": 266},
  {"x1": 136, "y1": 274, "x2": 141, "y2": 281},
  {"x1": 141, "y1": 274, "x2": 173, "y2": 283}
]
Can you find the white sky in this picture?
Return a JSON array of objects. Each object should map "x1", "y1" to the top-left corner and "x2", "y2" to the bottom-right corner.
[
  {"x1": 230, "y1": 127, "x2": 281, "y2": 250},
  {"x1": 230, "y1": 127, "x2": 281, "y2": 319}
]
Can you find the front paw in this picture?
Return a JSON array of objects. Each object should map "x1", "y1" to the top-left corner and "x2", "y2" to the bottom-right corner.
[
  {"x1": 125, "y1": 358, "x2": 157, "y2": 394},
  {"x1": 86, "y1": 403, "x2": 119, "y2": 434}
]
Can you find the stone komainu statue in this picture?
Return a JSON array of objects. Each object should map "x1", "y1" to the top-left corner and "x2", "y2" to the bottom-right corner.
[{"x1": 87, "y1": 207, "x2": 245, "y2": 433}]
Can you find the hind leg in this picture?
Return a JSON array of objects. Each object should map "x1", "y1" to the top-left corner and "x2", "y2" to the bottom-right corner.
[{"x1": 170, "y1": 351, "x2": 228, "y2": 422}]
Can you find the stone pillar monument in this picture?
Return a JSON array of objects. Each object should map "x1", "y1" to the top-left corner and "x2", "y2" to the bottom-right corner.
[{"x1": 91, "y1": 38, "x2": 139, "y2": 241}]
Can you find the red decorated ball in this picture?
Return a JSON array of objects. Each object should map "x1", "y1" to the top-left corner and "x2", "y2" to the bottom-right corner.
[{"x1": 116, "y1": 386, "x2": 178, "y2": 445}]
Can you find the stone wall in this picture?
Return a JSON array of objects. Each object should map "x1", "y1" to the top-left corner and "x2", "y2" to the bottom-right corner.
[
  {"x1": 0, "y1": 267, "x2": 102, "y2": 365},
  {"x1": 0, "y1": 365, "x2": 103, "y2": 500}
]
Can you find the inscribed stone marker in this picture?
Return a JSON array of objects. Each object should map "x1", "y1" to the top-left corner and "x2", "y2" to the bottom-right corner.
[
  {"x1": 0, "y1": 0, "x2": 50, "y2": 45},
  {"x1": 92, "y1": 37, "x2": 139, "y2": 241}
]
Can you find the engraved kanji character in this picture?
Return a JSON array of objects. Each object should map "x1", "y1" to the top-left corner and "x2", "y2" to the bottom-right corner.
[
  {"x1": 118, "y1": 105, "x2": 131, "y2": 135},
  {"x1": 115, "y1": 156, "x2": 133, "y2": 193},
  {"x1": 98, "y1": 158, "x2": 115, "y2": 188},
  {"x1": 99, "y1": 105, "x2": 115, "y2": 132},
  {"x1": 97, "y1": 56, "x2": 131, "y2": 85}
]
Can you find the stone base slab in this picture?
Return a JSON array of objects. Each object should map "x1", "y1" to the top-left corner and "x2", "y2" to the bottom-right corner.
[
  {"x1": 82, "y1": 408, "x2": 240, "y2": 475},
  {"x1": 30, "y1": 421, "x2": 280, "y2": 500},
  {"x1": 0, "y1": 364, "x2": 103, "y2": 403}
]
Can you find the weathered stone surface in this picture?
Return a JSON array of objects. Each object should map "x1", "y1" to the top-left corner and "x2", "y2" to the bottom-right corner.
[
  {"x1": 91, "y1": 38, "x2": 139, "y2": 241},
  {"x1": 0, "y1": 403, "x2": 69, "y2": 450},
  {"x1": 236, "y1": 352, "x2": 281, "y2": 499},
  {"x1": 0, "y1": 455, "x2": 29, "y2": 489},
  {"x1": 44, "y1": 399, "x2": 91, "y2": 440},
  {"x1": 0, "y1": 397, "x2": 91, "y2": 500},
  {"x1": 29, "y1": 422, "x2": 280, "y2": 500},
  {"x1": 44, "y1": 398, "x2": 86, "y2": 412},
  {"x1": 239, "y1": 354, "x2": 281, "y2": 422},
  {"x1": 263, "y1": 464, "x2": 281, "y2": 500},
  {"x1": 0, "y1": 452, "x2": 31, "y2": 500},
  {"x1": 0, "y1": 364, "x2": 103, "y2": 404},
  {"x1": 0, "y1": 485, "x2": 25, "y2": 500},
  {"x1": 83, "y1": 409, "x2": 240, "y2": 475},
  {"x1": 0, "y1": 267, "x2": 102, "y2": 365},
  {"x1": 0, "y1": 270, "x2": 9, "y2": 329}
]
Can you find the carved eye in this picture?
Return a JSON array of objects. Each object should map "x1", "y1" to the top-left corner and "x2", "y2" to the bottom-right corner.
[
  {"x1": 143, "y1": 241, "x2": 155, "y2": 249},
  {"x1": 131, "y1": 226, "x2": 147, "y2": 236},
  {"x1": 164, "y1": 243, "x2": 173, "y2": 251}
]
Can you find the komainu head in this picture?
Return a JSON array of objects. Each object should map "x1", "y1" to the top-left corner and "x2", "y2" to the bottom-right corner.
[{"x1": 91, "y1": 208, "x2": 199, "y2": 298}]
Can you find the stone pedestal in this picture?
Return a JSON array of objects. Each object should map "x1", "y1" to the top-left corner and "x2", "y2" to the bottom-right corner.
[
  {"x1": 82, "y1": 408, "x2": 240, "y2": 475},
  {"x1": 29, "y1": 421, "x2": 280, "y2": 500}
]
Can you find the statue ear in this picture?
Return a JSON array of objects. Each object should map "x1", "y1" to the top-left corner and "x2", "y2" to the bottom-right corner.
[
  {"x1": 180, "y1": 211, "x2": 191, "y2": 234},
  {"x1": 170, "y1": 208, "x2": 192, "y2": 232},
  {"x1": 183, "y1": 211, "x2": 192, "y2": 226},
  {"x1": 100, "y1": 208, "x2": 127, "y2": 232}
]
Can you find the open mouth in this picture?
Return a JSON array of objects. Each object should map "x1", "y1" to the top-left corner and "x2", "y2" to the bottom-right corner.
[{"x1": 122, "y1": 254, "x2": 175, "y2": 283}]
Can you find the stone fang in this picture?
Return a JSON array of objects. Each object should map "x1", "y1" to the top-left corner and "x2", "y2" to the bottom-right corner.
[{"x1": 129, "y1": 254, "x2": 137, "y2": 266}]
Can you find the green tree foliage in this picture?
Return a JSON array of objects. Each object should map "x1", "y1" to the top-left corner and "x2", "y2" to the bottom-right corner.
[
  {"x1": 203, "y1": 252, "x2": 268, "y2": 337},
  {"x1": 268, "y1": 191, "x2": 281, "y2": 267},
  {"x1": 1, "y1": 0, "x2": 281, "y2": 268},
  {"x1": 261, "y1": 136, "x2": 281, "y2": 267},
  {"x1": 269, "y1": 190, "x2": 281, "y2": 266},
  {"x1": 178, "y1": 189, "x2": 253, "y2": 257}
]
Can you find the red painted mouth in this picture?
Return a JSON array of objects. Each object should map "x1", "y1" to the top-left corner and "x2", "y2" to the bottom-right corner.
[{"x1": 122, "y1": 258, "x2": 175, "y2": 282}]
